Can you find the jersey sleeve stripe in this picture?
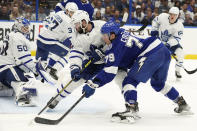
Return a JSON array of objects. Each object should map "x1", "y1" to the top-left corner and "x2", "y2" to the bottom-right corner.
[
  {"x1": 18, "y1": 54, "x2": 31, "y2": 60},
  {"x1": 70, "y1": 50, "x2": 84, "y2": 56}
]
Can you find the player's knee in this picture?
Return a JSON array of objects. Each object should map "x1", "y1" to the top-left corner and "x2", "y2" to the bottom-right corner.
[{"x1": 151, "y1": 81, "x2": 165, "y2": 92}]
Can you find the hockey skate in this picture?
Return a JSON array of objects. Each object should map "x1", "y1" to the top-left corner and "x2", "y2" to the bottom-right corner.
[
  {"x1": 49, "y1": 67, "x2": 58, "y2": 80},
  {"x1": 47, "y1": 97, "x2": 60, "y2": 109},
  {"x1": 175, "y1": 71, "x2": 182, "y2": 81},
  {"x1": 174, "y1": 96, "x2": 193, "y2": 115},
  {"x1": 111, "y1": 102, "x2": 141, "y2": 124},
  {"x1": 15, "y1": 90, "x2": 36, "y2": 107}
]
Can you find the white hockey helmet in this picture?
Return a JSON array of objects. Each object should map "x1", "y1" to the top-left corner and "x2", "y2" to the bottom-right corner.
[
  {"x1": 71, "y1": 10, "x2": 90, "y2": 33},
  {"x1": 65, "y1": 2, "x2": 78, "y2": 13},
  {"x1": 169, "y1": 7, "x2": 179, "y2": 15},
  {"x1": 12, "y1": 17, "x2": 30, "y2": 35}
]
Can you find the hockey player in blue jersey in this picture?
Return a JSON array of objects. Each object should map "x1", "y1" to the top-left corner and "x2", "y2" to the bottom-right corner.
[
  {"x1": 54, "y1": 0, "x2": 94, "y2": 20},
  {"x1": 82, "y1": 21, "x2": 191, "y2": 123}
]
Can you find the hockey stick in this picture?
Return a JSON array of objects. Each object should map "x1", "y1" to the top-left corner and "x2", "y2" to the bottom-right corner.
[
  {"x1": 36, "y1": 59, "x2": 92, "y2": 116},
  {"x1": 172, "y1": 55, "x2": 197, "y2": 74},
  {"x1": 127, "y1": 19, "x2": 149, "y2": 33},
  {"x1": 34, "y1": 93, "x2": 85, "y2": 125}
]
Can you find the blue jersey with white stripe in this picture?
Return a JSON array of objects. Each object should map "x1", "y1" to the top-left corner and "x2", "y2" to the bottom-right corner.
[
  {"x1": 92, "y1": 29, "x2": 162, "y2": 87},
  {"x1": 55, "y1": 0, "x2": 94, "y2": 20}
]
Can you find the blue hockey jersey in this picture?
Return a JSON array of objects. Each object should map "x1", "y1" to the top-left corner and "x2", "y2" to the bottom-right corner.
[
  {"x1": 92, "y1": 29, "x2": 164, "y2": 87},
  {"x1": 54, "y1": 0, "x2": 94, "y2": 20}
]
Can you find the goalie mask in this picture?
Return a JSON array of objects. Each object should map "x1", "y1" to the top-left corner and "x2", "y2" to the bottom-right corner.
[
  {"x1": 65, "y1": 2, "x2": 78, "y2": 17},
  {"x1": 71, "y1": 10, "x2": 90, "y2": 34},
  {"x1": 12, "y1": 17, "x2": 30, "y2": 35}
]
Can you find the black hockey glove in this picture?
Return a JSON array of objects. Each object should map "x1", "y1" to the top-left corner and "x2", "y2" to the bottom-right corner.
[{"x1": 89, "y1": 44, "x2": 105, "y2": 63}]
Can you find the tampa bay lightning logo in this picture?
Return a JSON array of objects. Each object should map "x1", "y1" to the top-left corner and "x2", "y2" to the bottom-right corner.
[{"x1": 161, "y1": 30, "x2": 171, "y2": 42}]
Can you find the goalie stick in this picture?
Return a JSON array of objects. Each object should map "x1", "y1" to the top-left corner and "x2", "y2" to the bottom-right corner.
[
  {"x1": 34, "y1": 93, "x2": 85, "y2": 125},
  {"x1": 172, "y1": 55, "x2": 197, "y2": 74},
  {"x1": 36, "y1": 59, "x2": 92, "y2": 116}
]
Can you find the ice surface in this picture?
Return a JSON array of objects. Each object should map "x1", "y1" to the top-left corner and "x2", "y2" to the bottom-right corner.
[{"x1": 0, "y1": 60, "x2": 197, "y2": 131}]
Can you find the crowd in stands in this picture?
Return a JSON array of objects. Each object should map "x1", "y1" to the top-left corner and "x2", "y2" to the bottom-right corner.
[{"x1": 0, "y1": 0, "x2": 197, "y2": 26}]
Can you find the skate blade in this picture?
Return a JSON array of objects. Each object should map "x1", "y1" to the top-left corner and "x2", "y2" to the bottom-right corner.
[
  {"x1": 178, "y1": 111, "x2": 194, "y2": 115},
  {"x1": 111, "y1": 116, "x2": 135, "y2": 124},
  {"x1": 17, "y1": 102, "x2": 37, "y2": 107}
]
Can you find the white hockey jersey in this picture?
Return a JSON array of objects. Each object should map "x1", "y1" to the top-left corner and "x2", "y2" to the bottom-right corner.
[
  {"x1": 69, "y1": 20, "x2": 106, "y2": 69},
  {"x1": 38, "y1": 11, "x2": 77, "y2": 50},
  {"x1": 0, "y1": 31, "x2": 35, "y2": 73},
  {"x1": 151, "y1": 13, "x2": 184, "y2": 47}
]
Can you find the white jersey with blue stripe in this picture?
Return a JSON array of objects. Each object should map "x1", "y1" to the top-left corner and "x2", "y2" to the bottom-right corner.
[
  {"x1": 0, "y1": 31, "x2": 34, "y2": 72},
  {"x1": 38, "y1": 11, "x2": 77, "y2": 50},
  {"x1": 151, "y1": 13, "x2": 184, "y2": 47},
  {"x1": 92, "y1": 29, "x2": 162, "y2": 87},
  {"x1": 69, "y1": 20, "x2": 107, "y2": 69}
]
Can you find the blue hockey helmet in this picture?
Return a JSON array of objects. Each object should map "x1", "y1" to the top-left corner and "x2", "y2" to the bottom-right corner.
[
  {"x1": 101, "y1": 21, "x2": 120, "y2": 35},
  {"x1": 12, "y1": 17, "x2": 30, "y2": 34}
]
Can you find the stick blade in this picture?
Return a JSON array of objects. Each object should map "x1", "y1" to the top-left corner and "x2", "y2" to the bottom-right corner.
[
  {"x1": 184, "y1": 68, "x2": 197, "y2": 74},
  {"x1": 34, "y1": 117, "x2": 59, "y2": 125}
]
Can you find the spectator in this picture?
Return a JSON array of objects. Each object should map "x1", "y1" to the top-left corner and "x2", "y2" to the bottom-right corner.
[
  {"x1": 153, "y1": 7, "x2": 159, "y2": 17},
  {"x1": 10, "y1": 6, "x2": 21, "y2": 20},
  {"x1": 184, "y1": 13, "x2": 194, "y2": 26},
  {"x1": 103, "y1": 6, "x2": 112, "y2": 21},
  {"x1": 159, "y1": 0, "x2": 169, "y2": 13},
  {"x1": 193, "y1": 13, "x2": 197, "y2": 26},
  {"x1": 22, "y1": 5, "x2": 36, "y2": 21},
  {"x1": 103, "y1": 0, "x2": 114, "y2": 8},
  {"x1": 142, "y1": 7, "x2": 154, "y2": 25},
  {"x1": 174, "y1": 1, "x2": 181, "y2": 9},
  {"x1": 93, "y1": 10, "x2": 103, "y2": 20},
  {"x1": 94, "y1": 0, "x2": 105, "y2": 17},
  {"x1": 110, "y1": 5, "x2": 115, "y2": 16},
  {"x1": 91, "y1": 0, "x2": 97, "y2": 8},
  {"x1": 0, "y1": 4, "x2": 10, "y2": 20},
  {"x1": 180, "y1": 2, "x2": 194, "y2": 23},
  {"x1": 134, "y1": 5, "x2": 145, "y2": 22},
  {"x1": 147, "y1": 0, "x2": 154, "y2": 11},
  {"x1": 39, "y1": 0, "x2": 50, "y2": 15},
  {"x1": 38, "y1": 6, "x2": 47, "y2": 21},
  {"x1": 187, "y1": 0, "x2": 195, "y2": 12},
  {"x1": 116, "y1": 0, "x2": 129, "y2": 13},
  {"x1": 109, "y1": 9, "x2": 122, "y2": 23},
  {"x1": 23, "y1": 0, "x2": 32, "y2": 6},
  {"x1": 128, "y1": 12, "x2": 140, "y2": 24}
]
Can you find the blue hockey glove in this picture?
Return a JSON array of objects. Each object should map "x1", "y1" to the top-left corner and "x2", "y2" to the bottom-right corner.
[
  {"x1": 70, "y1": 65, "x2": 81, "y2": 81},
  {"x1": 150, "y1": 30, "x2": 159, "y2": 37},
  {"x1": 62, "y1": 37, "x2": 73, "y2": 49},
  {"x1": 82, "y1": 80, "x2": 99, "y2": 98},
  {"x1": 89, "y1": 44, "x2": 105, "y2": 63}
]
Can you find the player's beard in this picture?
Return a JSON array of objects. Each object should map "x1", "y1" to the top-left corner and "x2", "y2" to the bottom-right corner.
[{"x1": 78, "y1": 28, "x2": 84, "y2": 34}]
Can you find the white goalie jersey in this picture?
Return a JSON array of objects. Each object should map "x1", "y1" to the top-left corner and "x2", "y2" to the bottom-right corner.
[
  {"x1": 151, "y1": 13, "x2": 184, "y2": 47},
  {"x1": 0, "y1": 31, "x2": 35, "y2": 73},
  {"x1": 69, "y1": 20, "x2": 107, "y2": 69}
]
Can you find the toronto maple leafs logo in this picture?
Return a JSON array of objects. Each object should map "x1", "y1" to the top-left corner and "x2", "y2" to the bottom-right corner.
[{"x1": 161, "y1": 30, "x2": 171, "y2": 42}]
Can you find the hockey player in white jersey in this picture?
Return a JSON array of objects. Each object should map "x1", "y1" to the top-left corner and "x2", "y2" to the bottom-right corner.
[
  {"x1": 45, "y1": 2, "x2": 79, "y2": 80},
  {"x1": 0, "y1": 17, "x2": 40, "y2": 106},
  {"x1": 47, "y1": 10, "x2": 108, "y2": 109},
  {"x1": 36, "y1": 8, "x2": 79, "y2": 81},
  {"x1": 151, "y1": 7, "x2": 184, "y2": 81}
]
